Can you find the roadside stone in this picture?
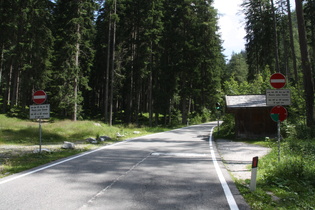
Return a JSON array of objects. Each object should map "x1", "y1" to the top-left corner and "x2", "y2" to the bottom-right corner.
[
  {"x1": 266, "y1": 191, "x2": 281, "y2": 202},
  {"x1": 33, "y1": 148, "x2": 51, "y2": 153},
  {"x1": 61, "y1": 141, "x2": 76, "y2": 149},
  {"x1": 116, "y1": 132, "x2": 125, "y2": 138},
  {"x1": 99, "y1": 136, "x2": 111, "y2": 141},
  {"x1": 86, "y1": 137, "x2": 98, "y2": 144}
]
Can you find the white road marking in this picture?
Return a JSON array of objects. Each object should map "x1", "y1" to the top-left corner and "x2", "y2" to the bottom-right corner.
[
  {"x1": 270, "y1": 79, "x2": 285, "y2": 83},
  {"x1": 150, "y1": 152, "x2": 209, "y2": 157},
  {"x1": 33, "y1": 95, "x2": 46, "y2": 99},
  {"x1": 79, "y1": 153, "x2": 151, "y2": 209},
  {"x1": 209, "y1": 126, "x2": 239, "y2": 210}
]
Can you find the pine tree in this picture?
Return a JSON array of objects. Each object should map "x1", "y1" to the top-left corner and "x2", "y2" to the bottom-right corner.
[
  {"x1": 227, "y1": 52, "x2": 248, "y2": 83},
  {"x1": 0, "y1": 0, "x2": 53, "y2": 112},
  {"x1": 242, "y1": 0, "x2": 277, "y2": 79},
  {"x1": 295, "y1": 0, "x2": 315, "y2": 126},
  {"x1": 51, "y1": 0, "x2": 96, "y2": 120}
]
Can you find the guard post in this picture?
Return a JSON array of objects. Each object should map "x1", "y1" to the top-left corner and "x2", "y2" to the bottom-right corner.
[{"x1": 250, "y1": 156, "x2": 259, "y2": 192}]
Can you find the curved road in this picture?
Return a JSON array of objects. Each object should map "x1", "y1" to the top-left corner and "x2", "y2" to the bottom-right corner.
[{"x1": 0, "y1": 122, "x2": 249, "y2": 209}]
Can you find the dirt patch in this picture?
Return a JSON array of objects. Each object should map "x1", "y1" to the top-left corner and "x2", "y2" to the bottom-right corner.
[{"x1": 216, "y1": 139, "x2": 271, "y2": 180}]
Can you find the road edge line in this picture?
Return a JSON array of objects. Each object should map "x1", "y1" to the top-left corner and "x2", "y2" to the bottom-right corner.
[{"x1": 209, "y1": 126, "x2": 239, "y2": 210}]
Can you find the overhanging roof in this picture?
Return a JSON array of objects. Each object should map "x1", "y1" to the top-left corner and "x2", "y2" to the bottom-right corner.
[{"x1": 225, "y1": 95, "x2": 271, "y2": 108}]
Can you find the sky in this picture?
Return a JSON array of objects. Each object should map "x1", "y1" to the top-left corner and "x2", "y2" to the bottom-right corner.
[{"x1": 213, "y1": 0, "x2": 295, "y2": 61}]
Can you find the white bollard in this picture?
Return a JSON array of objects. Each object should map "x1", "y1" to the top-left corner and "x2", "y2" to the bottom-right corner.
[{"x1": 250, "y1": 156, "x2": 259, "y2": 192}]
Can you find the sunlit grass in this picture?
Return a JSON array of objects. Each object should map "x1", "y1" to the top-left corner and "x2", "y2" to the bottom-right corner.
[
  {"x1": 0, "y1": 114, "x2": 173, "y2": 178},
  {"x1": 231, "y1": 138, "x2": 315, "y2": 209}
]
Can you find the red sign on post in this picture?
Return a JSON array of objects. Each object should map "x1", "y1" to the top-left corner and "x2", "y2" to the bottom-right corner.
[
  {"x1": 270, "y1": 73, "x2": 286, "y2": 89},
  {"x1": 33, "y1": 90, "x2": 47, "y2": 104},
  {"x1": 270, "y1": 105, "x2": 288, "y2": 122}
]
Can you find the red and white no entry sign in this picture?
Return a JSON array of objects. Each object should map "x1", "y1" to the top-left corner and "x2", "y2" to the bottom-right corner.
[
  {"x1": 270, "y1": 105, "x2": 288, "y2": 122},
  {"x1": 270, "y1": 73, "x2": 286, "y2": 89},
  {"x1": 33, "y1": 90, "x2": 47, "y2": 104}
]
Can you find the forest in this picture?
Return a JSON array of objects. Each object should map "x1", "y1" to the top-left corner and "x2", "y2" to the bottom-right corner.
[{"x1": 0, "y1": 0, "x2": 315, "y2": 129}]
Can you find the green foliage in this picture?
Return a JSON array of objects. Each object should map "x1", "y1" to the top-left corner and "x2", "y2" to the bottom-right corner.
[
  {"x1": 215, "y1": 113, "x2": 235, "y2": 138},
  {"x1": 226, "y1": 51, "x2": 248, "y2": 82},
  {"x1": 0, "y1": 114, "x2": 174, "y2": 177},
  {"x1": 189, "y1": 107, "x2": 212, "y2": 125},
  {"x1": 223, "y1": 68, "x2": 270, "y2": 95},
  {"x1": 50, "y1": 0, "x2": 96, "y2": 120},
  {"x1": 239, "y1": 136, "x2": 315, "y2": 209}
]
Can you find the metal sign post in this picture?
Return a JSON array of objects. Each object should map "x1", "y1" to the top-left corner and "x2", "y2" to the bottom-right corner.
[
  {"x1": 270, "y1": 107, "x2": 287, "y2": 162},
  {"x1": 267, "y1": 73, "x2": 290, "y2": 162},
  {"x1": 39, "y1": 119, "x2": 42, "y2": 153},
  {"x1": 30, "y1": 91, "x2": 50, "y2": 153},
  {"x1": 277, "y1": 120, "x2": 281, "y2": 162}
]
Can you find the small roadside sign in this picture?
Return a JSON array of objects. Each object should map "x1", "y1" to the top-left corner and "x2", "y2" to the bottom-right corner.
[
  {"x1": 33, "y1": 90, "x2": 47, "y2": 104},
  {"x1": 30, "y1": 104, "x2": 50, "y2": 119},
  {"x1": 266, "y1": 89, "x2": 291, "y2": 105},
  {"x1": 270, "y1": 73, "x2": 286, "y2": 89},
  {"x1": 270, "y1": 105, "x2": 288, "y2": 122}
]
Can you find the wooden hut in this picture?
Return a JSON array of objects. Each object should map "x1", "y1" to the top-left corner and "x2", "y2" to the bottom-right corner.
[{"x1": 225, "y1": 95, "x2": 277, "y2": 139}]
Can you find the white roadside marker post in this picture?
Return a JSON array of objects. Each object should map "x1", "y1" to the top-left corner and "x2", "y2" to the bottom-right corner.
[{"x1": 250, "y1": 156, "x2": 259, "y2": 192}]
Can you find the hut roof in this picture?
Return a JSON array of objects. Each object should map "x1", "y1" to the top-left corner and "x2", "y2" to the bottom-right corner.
[{"x1": 225, "y1": 95, "x2": 271, "y2": 109}]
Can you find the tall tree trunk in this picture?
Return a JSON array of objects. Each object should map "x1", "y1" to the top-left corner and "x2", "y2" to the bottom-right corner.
[
  {"x1": 149, "y1": 42, "x2": 153, "y2": 127},
  {"x1": 271, "y1": 0, "x2": 280, "y2": 72},
  {"x1": 7, "y1": 64, "x2": 13, "y2": 107},
  {"x1": 286, "y1": 0, "x2": 298, "y2": 82},
  {"x1": 109, "y1": 0, "x2": 117, "y2": 126},
  {"x1": 73, "y1": 22, "x2": 80, "y2": 121},
  {"x1": 105, "y1": 10, "x2": 112, "y2": 123},
  {"x1": 0, "y1": 44, "x2": 3, "y2": 88},
  {"x1": 295, "y1": 0, "x2": 315, "y2": 127},
  {"x1": 181, "y1": 96, "x2": 188, "y2": 125}
]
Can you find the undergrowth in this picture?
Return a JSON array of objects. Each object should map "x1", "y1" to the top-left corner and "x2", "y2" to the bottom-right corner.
[{"x1": 237, "y1": 138, "x2": 315, "y2": 209}]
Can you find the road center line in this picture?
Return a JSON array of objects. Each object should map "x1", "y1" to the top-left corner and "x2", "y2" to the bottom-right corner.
[
  {"x1": 79, "y1": 153, "x2": 151, "y2": 209},
  {"x1": 209, "y1": 126, "x2": 239, "y2": 210}
]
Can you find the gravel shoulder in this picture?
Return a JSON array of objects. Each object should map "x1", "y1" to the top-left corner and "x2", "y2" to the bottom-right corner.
[{"x1": 216, "y1": 139, "x2": 271, "y2": 180}]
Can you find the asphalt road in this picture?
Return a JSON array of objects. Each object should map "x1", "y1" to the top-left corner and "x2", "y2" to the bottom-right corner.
[{"x1": 0, "y1": 122, "x2": 249, "y2": 210}]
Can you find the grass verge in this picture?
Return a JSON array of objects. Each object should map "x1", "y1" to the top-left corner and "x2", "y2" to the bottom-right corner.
[
  {"x1": 0, "y1": 114, "x2": 172, "y2": 178},
  {"x1": 230, "y1": 138, "x2": 315, "y2": 209}
]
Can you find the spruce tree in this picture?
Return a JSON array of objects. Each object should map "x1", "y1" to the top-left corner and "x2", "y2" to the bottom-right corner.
[
  {"x1": 0, "y1": 0, "x2": 53, "y2": 111},
  {"x1": 51, "y1": 0, "x2": 96, "y2": 120}
]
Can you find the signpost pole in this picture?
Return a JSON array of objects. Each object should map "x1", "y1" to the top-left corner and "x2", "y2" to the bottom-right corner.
[
  {"x1": 39, "y1": 119, "x2": 42, "y2": 153},
  {"x1": 217, "y1": 113, "x2": 220, "y2": 134},
  {"x1": 32, "y1": 91, "x2": 49, "y2": 153},
  {"x1": 277, "y1": 120, "x2": 281, "y2": 162}
]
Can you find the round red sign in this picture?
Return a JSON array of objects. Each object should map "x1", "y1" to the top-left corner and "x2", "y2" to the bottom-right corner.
[
  {"x1": 33, "y1": 90, "x2": 47, "y2": 104},
  {"x1": 270, "y1": 105, "x2": 288, "y2": 122},
  {"x1": 270, "y1": 73, "x2": 286, "y2": 89}
]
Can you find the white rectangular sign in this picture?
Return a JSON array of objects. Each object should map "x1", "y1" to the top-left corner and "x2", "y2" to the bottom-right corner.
[
  {"x1": 30, "y1": 104, "x2": 50, "y2": 119},
  {"x1": 266, "y1": 89, "x2": 291, "y2": 105}
]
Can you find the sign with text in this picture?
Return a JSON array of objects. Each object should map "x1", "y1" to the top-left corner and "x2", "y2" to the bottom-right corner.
[
  {"x1": 266, "y1": 89, "x2": 291, "y2": 105},
  {"x1": 30, "y1": 104, "x2": 50, "y2": 119}
]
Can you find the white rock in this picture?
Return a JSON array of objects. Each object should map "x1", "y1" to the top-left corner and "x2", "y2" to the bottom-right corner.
[
  {"x1": 116, "y1": 132, "x2": 125, "y2": 138},
  {"x1": 86, "y1": 137, "x2": 98, "y2": 144},
  {"x1": 33, "y1": 148, "x2": 52, "y2": 153},
  {"x1": 61, "y1": 141, "x2": 76, "y2": 149},
  {"x1": 99, "y1": 136, "x2": 111, "y2": 141}
]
